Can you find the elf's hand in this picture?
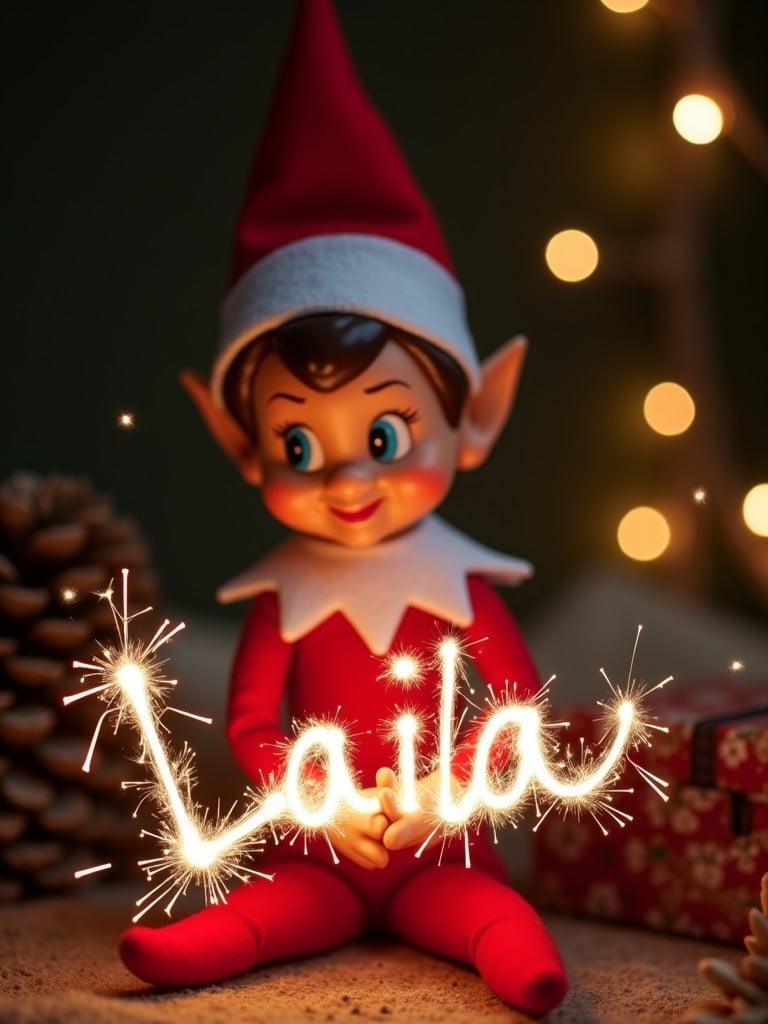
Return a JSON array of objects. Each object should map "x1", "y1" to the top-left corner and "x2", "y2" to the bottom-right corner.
[
  {"x1": 376, "y1": 766, "x2": 460, "y2": 853},
  {"x1": 330, "y1": 783, "x2": 391, "y2": 870}
]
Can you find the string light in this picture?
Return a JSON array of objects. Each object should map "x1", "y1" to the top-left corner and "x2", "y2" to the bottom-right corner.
[
  {"x1": 742, "y1": 484, "x2": 768, "y2": 537},
  {"x1": 618, "y1": 506, "x2": 671, "y2": 561},
  {"x1": 673, "y1": 94, "x2": 724, "y2": 145},
  {"x1": 545, "y1": 229, "x2": 599, "y2": 283},
  {"x1": 66, "y1": 572, "x2": 668, "y2": 917},
  {"x1": 117, "y1": 411, "x2": 136, "y2": 429},
  {"x1": 599, "y1": 0, "x2": 649, "y2": 12},
  {"x1": 693, "y1": 488, "x2": 707, "y2": 505},
  {"x1": 643, "y1": 382, "x2": 696, "y2": 436}
]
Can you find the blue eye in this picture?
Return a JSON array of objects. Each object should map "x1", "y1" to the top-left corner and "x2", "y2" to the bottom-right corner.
[
  {"x1": 283, "y1": 426, "x2": 324, "y2": 472},
  {"x1": 369, "y1": 414, "x2": 413, "y2": 462}
]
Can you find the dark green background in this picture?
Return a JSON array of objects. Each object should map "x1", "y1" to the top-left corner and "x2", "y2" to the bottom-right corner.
[{"x1": 3, "y1": 1, "x2": 766, "y2": 624}]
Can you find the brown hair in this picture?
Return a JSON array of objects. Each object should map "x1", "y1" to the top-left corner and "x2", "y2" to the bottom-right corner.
[{"x1": 223, "y1": 313, "x2": 469, "y2": 437}]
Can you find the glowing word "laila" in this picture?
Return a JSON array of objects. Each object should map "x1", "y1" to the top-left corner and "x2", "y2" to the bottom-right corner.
[{"x1": 66, "y1": 570, "x2": 668, "y2": 919}]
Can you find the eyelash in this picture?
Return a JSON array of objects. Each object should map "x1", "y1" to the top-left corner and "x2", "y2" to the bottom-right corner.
[
  {"x1": 274, "y1": 422, "x2": 300, "y2": 438},
  {"x1": 385, "y1": 407, "x2": 420, "y2": 425}
]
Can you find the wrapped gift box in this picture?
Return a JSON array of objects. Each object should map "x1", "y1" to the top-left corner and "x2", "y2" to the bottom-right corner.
[{"x1": 532, "y1": 678, "x2": 768, "y2": 944}]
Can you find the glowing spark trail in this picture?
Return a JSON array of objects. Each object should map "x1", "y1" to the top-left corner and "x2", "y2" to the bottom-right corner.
[
  {"x1": 66, "y1": 573, "x2": 668, "y2": 919},
  {"x1": 74, "y1": 862, "x2": 112, "y2": 879},
  {"x1": 67, "y1": 570, "x2": 279, "y2": 920}
]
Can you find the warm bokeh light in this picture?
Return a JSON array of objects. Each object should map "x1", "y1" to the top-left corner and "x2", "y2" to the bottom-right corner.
[
  {"x1": 643, "y1": 382, "x2": 696, "y2": 436},
  {"x1": 617, "y1": 507, "x2": 671, "y2": 561},
  {"x1": 545, "y1": 229, "x2": 599, "y2": 283},
  {"x1": 117, "y1": 411, "x2": 135, "y2": 429},
  {"x1": 742, "y1": 484, "x2": 768, "y2": 537},
  {"x1": 730, "y1": 660, "x2": 745, "y2": 672},
  {"x1": 599, "y1": 0, "x2": 649, "y2": 11},
  {"x1": 672, "y1": 94, "x2": 724, "y2": 145},
  {"x1": 693, "y1": 488, "x2": 707, "y2": 505}
]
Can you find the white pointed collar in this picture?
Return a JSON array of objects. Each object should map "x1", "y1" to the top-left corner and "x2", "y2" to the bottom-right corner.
[{"x1": 217, "y1": 515, "x2": 532, "y2": 656}]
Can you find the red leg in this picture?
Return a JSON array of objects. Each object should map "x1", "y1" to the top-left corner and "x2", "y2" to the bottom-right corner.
[
  {"x1": 120, "y1": 860, "x2": 367, "y2": 988},
  {"x1": 386, "y1": 864, "x2": 567, "y2": 1015}
]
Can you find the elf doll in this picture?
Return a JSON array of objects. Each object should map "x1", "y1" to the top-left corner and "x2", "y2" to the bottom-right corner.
[{"x1": 120, "y1": 0, "x2": 568, "y2": 1014}]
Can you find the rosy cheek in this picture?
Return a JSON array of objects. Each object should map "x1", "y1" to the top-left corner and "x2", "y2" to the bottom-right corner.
[
  {"x1": 261, "y1": 471, "x2": 315, "y2": 525},
  {"x1": 394, "y1": 438, "x2": 457, "y2": 504},
  {"x1": 393, "y1": 463, "x2": 453, "y2": 508}
]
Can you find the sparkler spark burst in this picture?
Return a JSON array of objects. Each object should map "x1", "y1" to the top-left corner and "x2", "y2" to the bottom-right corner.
[
  {"x1": 380, "y1": 649, "x2": 425, "y2": 689},
  {"x1": 66, "y1": 572, "x2": 669, "y2": 920}
]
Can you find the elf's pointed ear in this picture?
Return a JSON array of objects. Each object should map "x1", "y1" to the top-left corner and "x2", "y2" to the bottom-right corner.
[
  {"x1": 180, "y1": 370, "x2": 263, "y2": 486},
  {"x1": 456, "y1": 335, "x2": 528, "y2": 471}
]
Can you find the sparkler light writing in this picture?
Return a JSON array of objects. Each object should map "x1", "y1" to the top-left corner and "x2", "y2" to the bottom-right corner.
[{"x1": 66, "y1": 570, "x2": 669, "y2": 919}]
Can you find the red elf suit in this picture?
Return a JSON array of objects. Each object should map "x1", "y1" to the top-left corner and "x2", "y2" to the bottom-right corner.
[
  {"x1": 122, "y1": 519, "x2": 567, "y2": 1013},
  {"x1": 120, "y1": 0, "x2": 568, "y2": 1014}
]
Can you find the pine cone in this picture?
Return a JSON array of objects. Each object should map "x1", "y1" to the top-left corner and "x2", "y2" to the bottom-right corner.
[
  {"x1": 0, "y1": 471, "x2": 160, "y2": 899},
  {"x1": 682, "y1": 874, "x2": 768, "y2": 1023}
]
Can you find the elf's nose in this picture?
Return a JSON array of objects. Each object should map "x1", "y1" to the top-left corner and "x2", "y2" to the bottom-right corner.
[{"x1": 324, "y1": 460, "x2": 378, "y2": 502}]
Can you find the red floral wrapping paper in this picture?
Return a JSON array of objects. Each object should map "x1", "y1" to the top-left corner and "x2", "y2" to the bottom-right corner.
[{"x1": 532, "y1": 678, "x2": 768, "y2": 944}]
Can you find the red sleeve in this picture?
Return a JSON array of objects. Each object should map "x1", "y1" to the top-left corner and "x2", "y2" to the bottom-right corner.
[
  {"x1": 452, "y1": 575, "x2": 542, "y2": 782},
  {"x1": 226, "y1": 592, "x2": 294, "y2": 787}
]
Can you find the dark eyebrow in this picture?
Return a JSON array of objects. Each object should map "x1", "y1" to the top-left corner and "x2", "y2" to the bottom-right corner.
[
  {"x1": 364, "y1": 379, "x2": 411, "y2": 395},
  {"x1": 268, "y1": 392, "x2": 305, "y2": 405}
]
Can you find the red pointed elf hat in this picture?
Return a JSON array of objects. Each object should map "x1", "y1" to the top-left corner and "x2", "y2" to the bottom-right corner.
[{"x1": 213, "y1": 0, "x2": 480, "y2": 404}]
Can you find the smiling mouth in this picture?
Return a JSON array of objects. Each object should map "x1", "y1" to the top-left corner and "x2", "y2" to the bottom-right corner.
[{"x1": 329, "y1": 499, "x2": 383, "y2": 523}]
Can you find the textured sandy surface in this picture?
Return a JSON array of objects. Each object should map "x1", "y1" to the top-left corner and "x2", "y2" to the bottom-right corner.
[{"x1": 0, "y1": 892, "x2": 739, "y2": 1023}]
